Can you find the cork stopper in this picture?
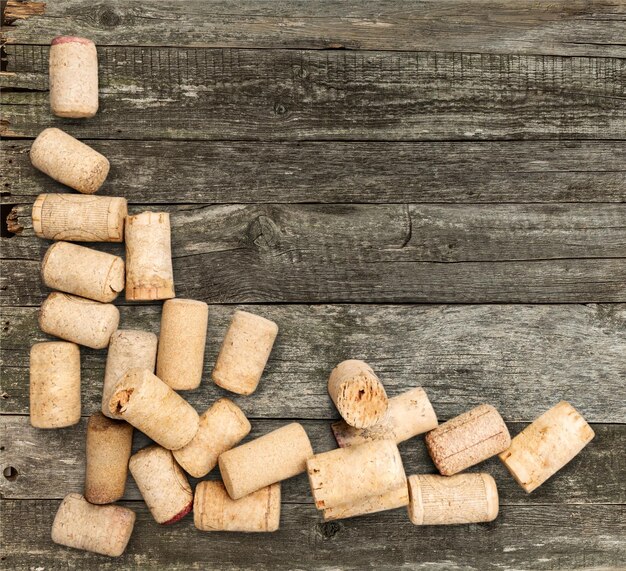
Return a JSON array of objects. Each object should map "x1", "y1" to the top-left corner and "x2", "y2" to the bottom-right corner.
[{"x1": 323, "y1": 483, "x2": 409, "y2": 521}]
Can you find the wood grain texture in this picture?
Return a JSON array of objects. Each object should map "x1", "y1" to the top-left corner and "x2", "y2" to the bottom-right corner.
[
  {"x1": 3, "y1": 139, "x2": 626, "y2": 204},
  {"x1": 2, "y1": 304, "x2": 625, "y2": 422},
  {"x1": 2, "y1": 0, "x2": 625, "y2": 57},
  {"x1": 3, "y1": 46, "x2": 625, "y2": 141}
]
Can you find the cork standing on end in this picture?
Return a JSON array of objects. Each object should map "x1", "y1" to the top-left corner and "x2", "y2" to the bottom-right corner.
[{"x1": 322, "y1": 483, "x2": 409, "y2": 521}]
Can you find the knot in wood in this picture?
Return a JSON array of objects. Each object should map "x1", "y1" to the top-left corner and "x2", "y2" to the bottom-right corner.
[
  {"x1": 99, "y1": 8, "x2": 121, "y2": 28},
  {"x1": 273, "y1": 102, "x2": 288, "y2": 116},
  {"x1": 317, "y1": 521, "x2": 341, "y2": 539},
  {"x1": 248, "y1": 215, "x2": 279, "y2": 250}
]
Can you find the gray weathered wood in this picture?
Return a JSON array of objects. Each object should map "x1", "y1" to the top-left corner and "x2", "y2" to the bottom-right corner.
[
  {"x1": 2, "y1": 304, "x2": 625, "y2": 421},
  {"x1": 3, "y1": 46, "x2": 625, "y2": 141},
  {"x1": 3, "y1": 0, "x2": 625, "y2": 57}
]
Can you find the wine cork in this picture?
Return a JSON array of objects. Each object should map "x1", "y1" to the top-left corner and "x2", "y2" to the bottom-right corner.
[
  {"x1": 102, "y1": 330, "x2": 158, "y2": 419},
  {"x1": 327, "y1": 360, "x2": 388, "y2": 429},
  {"x1": 156, "y1": 299, "x2": 208, "y2": 390},
  {"x1": 129, "y1": 445, "x2": 193, "y2": 525},
  {"x1": 125, "y1": 211, "x2": 175, "y2": 301},
  {"x1": 52, "y1": 493, "x2": 135, "y2": 557},
  {"x1": 49, "y1": 36, "x2": 98, "y2": 118},
  {"x1": 219, "y1": 423, "x2": 313, "y2": 500},
  {"x1": 407, "y1": 474, "x2": 499, "y2": 525},
  {"x1": 41, "y1": 241, "x2": 124, "y2": 303},
  {"x1": 85, "y1": 413, "x2": 133, "y2": 505},
  {"x1": 108, "y1": 368, "x2": 199, "y2": 450},
  {"x1": 30, "y1": 128, "x2": 108, "y2": 194},
  {"x1": 212, "y1": 310, "x2": 278, "y2": 395},
  {"x1": 323, "y1": 483, "x2": 409, "y2": 521},
  {"x1": 30, "y1": 341, "x2": 80, "y2": 429},
  {"x1": 425, "y1": 404, "x2": 511, "y2": 476},
  {"x1": 332, "y1": 387, "x2": 438, "y2": 447},
  {"x1": 173, "y1": 398, "x2": 251, "y2": 478},
  {"x1": 32, "y1": 193, "x2": 127, "y2": 242},
  {"x1": 307, "y1": 440, "x2": 406, "y2": 510},
  {"x1": 499, "y1": 401, "x2": 595, "y2": 493},
  {"x1": 194, "y1": 481, "x2": 280, "y2": 532},
  {"x1": 39, "y1": 292, "x2": 120, "y2": 350}
]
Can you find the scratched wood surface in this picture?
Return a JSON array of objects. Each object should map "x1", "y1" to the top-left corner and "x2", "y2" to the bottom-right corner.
[{"x1": 1, "y1": 1, "x2": 625, "y2": 570}]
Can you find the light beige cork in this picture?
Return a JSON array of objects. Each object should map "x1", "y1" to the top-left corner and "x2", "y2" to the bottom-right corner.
[
  {"x1": 51, "y1": 493, "x2": 135, "y2": 557},
  {"x1": 407, "y1": 473, "x2": 499, "y2": 525},
  {"x1": 307, "y1": 440, "x2": 406, "y2": 510},
  {"x1": 41, "y1": 241, "x2": 124, "y2": 303},
  {"x1": 108, "y1": 368, "x2": 199, "y2": 450},
  {"x1": 499, "y1": 401, "x2": 595, "y2": 493},
  {"x1": 156, "y1": 299, "x2": 208, "y2": 390},
  {"x1": 327, "y1": 359, "x2": 389, "y2": 429},
  {"x1": 173, "y1": 398, "x2": 251, "y2": 478},
  {"x1": 29, "y1": 341, "x2": 80, "y2": 429},
  {"x1": 49, "y1": 36, "x2": 98, "y2": 118},
  {"x1": 129, "y1": 445, "x2": 193, "y2": 525},
  {"x1": 332, "y1": 386, "x2": 438, "y2": 447},
  {"x1": 194, "y1": 481, "x2": 280, "y2": 532},
  {"x1": 425, "y1": 404, "x2": 511, "y2": 476},
  {"x1": 125, "y1": 211, "x2": 175, "y2": 301},
  {"x1": 219, "y1": 422, "x2": 313, "y2": 500},
  {"x1": 30, "y1": 128, "x2": 108, "y2": 193},
  {"x1": 101, "y1": 330, "x2": 158, "y2": 419},
  {"x1": 39, "y1": 292, "x2": 120, "y2": 350},
  {"x1": 32, "y1": 193, "x2": 127, "y2": 242},
  {"x1": 212, "y1": 310, "x2": 278, "y2": 395},
  {"x1": 323, "y1": 482, "x2": 409, "y2": 521},
  {"x1": 85, "y1": 413, "x2": 133, "y2": 505}
]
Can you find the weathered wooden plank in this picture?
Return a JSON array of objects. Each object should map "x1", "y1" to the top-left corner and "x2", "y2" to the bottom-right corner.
[
  {"x1": 2, "y1": 304, "x2": 625, "y2": 422},
  {"x1": 1, "y1": 499, "x2": 624, "y2": 571},
  {"x1": 2, "y1": 0, "x2": 626, "y2": 57},
  {"x1": 2, "y1": 139, "x2": 626, "y2": 204},
  {"x1": 3, "y1": 46, "x2": 625, "y2": 141}
]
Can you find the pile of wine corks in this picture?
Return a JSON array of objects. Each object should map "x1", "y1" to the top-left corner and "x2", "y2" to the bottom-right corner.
[{"x1": 30, "y1": 36, "x2": 596, "y2": 558}]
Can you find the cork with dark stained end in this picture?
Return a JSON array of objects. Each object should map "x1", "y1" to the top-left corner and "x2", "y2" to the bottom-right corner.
[
  {"x1": 85, "y1": 413, "x2": 133, "y2": 505},
  {"x1": 407, "y1": 473, "x2": 499, "y2": 525},
  {"x1": 51, "y1": 493, "x2": 135, "y2": 557},
  {"x1": 425, "y1": 404, "x2": 511, "y2": 476},
  {"x1": 499, "y1": 401, "x2": 595, "y2": 493},
  {"x1": 32, "y1": 193, "x2": 127, "y2": 242},
  {"x1": 332, "y1": 386, "x2": 438, "y2": 447},
  {"x1": 125, "y1": 212, "x2": 175, "y2": 301},
  {"x1": 327, "y1": 359, "x2": 389, "y2": 429},
  {"x1": 322, "y1": 483, "x2": 409, "y2": 521},
  {"x1": 30, "y1": 128, "x2": 108, "y2": 193},
  {"x1": 194, "y1": 481, "x2": 280, "y2": 532},
  {"x1": 129, "y1": 445, "x2": 193, "y2": 525}
]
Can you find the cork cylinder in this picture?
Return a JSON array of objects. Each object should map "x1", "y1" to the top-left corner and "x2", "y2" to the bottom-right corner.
[
  {"x1": 156, "y1": 299, "x2": 208, "y2": 390},
  {"x1": 129, "y1": 445, "x2": 193, "y2": 525},
  {"x1": 327, "y1": 360, "x2": 388, "y2": 429},
  {"x1": 125, "y1": 212, "x2": 175, "y2": 301},
  {"x1": 39, "y1": 292, "x2": 120, "y2": 350},
  {"x1": 30, "y1": 128, "x2": 109, "y2": 194},
  {"x1": 407, "y1": 474, "x2": 499, "y2": 525},
  {"x1": 49, "y1": 36, "x2": 98, "y2": 118},
  {"x1": 32, "y1": 193, "x2": 127, "y2": 242},
  {"x1": 425, "y1": 404, "x2": 511, "y2": 476},
  {"x1": 173, "y1": 398, "x2": 251, "y2": 478},
  {"x1": 499, "y1": 401, "x2": 595, "y2": 493},
  {"x1": 108, "y1": 368, "x2": 199, "y2": 450},
  {"x1": 212, "y1": 310, "x2": 278, "y2": 395},
  {"x1": 85, "y1": 413, "x2": 133, "y2": 504},
  {"x1": 194, "y1": 481, "x2": 280, "y2": 532},
  {"x1": 218, "y1": 423, "x2": 313, "y2": 500},
  {"x1": 101, "y1": 330, "x2": 158, "y2": 419},
  {"x1": 307, "y1": 440, "x2": 406, "y2": 510},
  {"x1": 41, "y1": 241, "x2": 124, "y2": 303},
  {"x1": 323, "y1": 483, "x2": 409, "y2": 522},
  {"x1": 51, "y1": 493, "x2": 135, "y2": 557},
  {"x1": 30, "y1": 341, "x2": 80, "y2": 429},
  {"x1": 332, "y1": 386, "x2": 438, "y2": 447}
]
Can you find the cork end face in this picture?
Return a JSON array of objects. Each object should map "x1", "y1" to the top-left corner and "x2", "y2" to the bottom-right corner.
[
  {"x1": 51, "y1": 36, "x2": 95, "y2": 46},
  {"x1": 51, "y1": 107, "x2": 98, "y2": 119},
  {"x1": 481, "y1": 474, "x2": 499, "y2": 521},
  {"x1": 336, "y1": 377, "x2": 389, "y2": 429},
  {"x1": 162, "y1": 500, "x2": 193, "y2": 525}
]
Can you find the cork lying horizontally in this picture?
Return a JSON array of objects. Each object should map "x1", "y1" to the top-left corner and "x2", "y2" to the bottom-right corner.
[
  {"x1": 51, "y1": 493, "x2": 135, "y2": 557},
  {"x1": 322, "y1": 483, "x2": 409, "y2": 521},
  {"x1": 499, "y1": 401, "x2": 595, "y2": 493}
]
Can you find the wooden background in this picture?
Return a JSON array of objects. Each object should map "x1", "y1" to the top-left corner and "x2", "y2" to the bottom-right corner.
[{"x1": 1, "y1": 1, "x2": 625, "y2": 569}]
